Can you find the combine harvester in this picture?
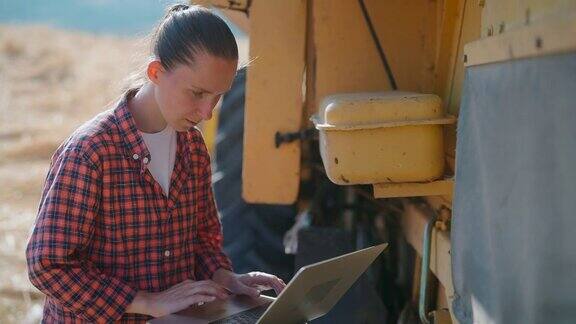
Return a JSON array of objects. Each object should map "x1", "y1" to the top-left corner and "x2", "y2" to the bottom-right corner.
[{"x1": 200, "y1": 1, "x2": 576, "y2": 323}]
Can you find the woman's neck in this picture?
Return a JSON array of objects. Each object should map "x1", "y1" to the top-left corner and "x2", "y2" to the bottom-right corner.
[{"x1": 128, "y1": 82, "x2": 167, "y2": 133}]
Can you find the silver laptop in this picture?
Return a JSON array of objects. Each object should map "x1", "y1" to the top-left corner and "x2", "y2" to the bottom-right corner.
[{"x1": 150, "y1": 243, "x2": 387, "y2": 324}]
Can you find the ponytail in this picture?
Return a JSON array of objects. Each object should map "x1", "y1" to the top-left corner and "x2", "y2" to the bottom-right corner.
[
  {"x1": 123, "y1": 3, "x2": 238, "y2": 90},
  {"x1": 153, "y1": 3, "x2": 238, "y2": 70}
]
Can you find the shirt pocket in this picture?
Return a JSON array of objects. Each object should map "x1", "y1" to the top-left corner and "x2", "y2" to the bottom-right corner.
[
  {"x1": 89, "y1": 220, "x2": 127, "y2": 279},
  {"x1": 103, "y1": 174, "x2": 155, "y2": 260}
]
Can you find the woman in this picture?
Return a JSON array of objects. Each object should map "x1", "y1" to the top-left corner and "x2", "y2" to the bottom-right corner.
[{"x1": 26, "y1": 4, "x2": 285, "y2": 323}]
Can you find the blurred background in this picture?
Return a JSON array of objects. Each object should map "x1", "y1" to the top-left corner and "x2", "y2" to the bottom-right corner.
[{"x1": 0, "y1": 1, "x2": 246, "y2": 322}]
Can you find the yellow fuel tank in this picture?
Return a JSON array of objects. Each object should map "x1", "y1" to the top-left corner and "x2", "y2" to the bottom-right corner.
[{"x1": 313, "y1": 92, "x2": 455, "y2": 185}]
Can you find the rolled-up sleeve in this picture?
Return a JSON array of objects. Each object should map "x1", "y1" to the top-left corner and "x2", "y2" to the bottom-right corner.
[
  {"x1": 193, "y1": 153, "x2": 233, "y2": 280},
  {"x1": 26, "y1": 147, "x2": 137, "y2": 322}
]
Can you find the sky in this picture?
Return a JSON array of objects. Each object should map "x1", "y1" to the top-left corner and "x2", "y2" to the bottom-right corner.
[{"x1": 0, "y1": 0, "x2": 244, "y2": 37}]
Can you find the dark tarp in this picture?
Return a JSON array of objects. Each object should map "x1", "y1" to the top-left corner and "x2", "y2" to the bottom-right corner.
[{"x1": 452, "y1": 52, "x2": 576, "y2": 324}]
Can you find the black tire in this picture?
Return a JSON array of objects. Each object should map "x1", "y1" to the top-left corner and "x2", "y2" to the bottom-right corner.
[{"x1": 213, "y1": 68, "x2": 296, "y2": 283}]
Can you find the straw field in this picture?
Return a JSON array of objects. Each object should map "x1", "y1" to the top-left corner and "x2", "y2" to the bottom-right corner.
[{"x1": 0, "y1": 24, "x2": 146, "y2": 323}]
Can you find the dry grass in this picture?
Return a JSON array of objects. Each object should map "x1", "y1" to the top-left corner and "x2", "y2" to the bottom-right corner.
[{"x1": 0, "y1": 24, "x2": 146, "y2": 323}]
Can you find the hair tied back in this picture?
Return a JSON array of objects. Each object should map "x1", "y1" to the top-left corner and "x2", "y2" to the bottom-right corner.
[
  {"x1": 166, "y1": 3, "x2": 190, "y2": 15},
  {"x1": 153, "y1": 3, "x2": 238, "y2": 70}
]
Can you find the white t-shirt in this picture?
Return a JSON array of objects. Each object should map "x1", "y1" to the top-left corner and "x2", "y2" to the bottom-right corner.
[{"x1": 140, "y1": 125, "x2": 177, "y2": 196}]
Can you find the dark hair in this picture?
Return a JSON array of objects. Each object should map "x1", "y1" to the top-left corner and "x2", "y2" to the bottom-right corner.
[{"x1": 153, "y1": 4, "x2": 238, "y2": 70}]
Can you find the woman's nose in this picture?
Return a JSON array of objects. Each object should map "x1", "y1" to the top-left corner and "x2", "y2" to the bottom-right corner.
[{"x1": 198, "y1": 102, "x2": 213, "y2": 120}]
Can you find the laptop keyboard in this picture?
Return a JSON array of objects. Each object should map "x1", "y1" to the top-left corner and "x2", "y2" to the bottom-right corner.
[{"x1": 210, "y1": 304, "x2": 269, "y2": 324}]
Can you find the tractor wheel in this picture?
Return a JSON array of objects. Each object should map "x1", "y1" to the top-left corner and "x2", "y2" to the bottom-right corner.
[{"x1": 212, "y1": 68, "x2": 296, "y2": 283}]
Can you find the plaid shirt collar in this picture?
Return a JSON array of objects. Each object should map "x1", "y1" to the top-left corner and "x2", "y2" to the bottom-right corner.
[{"x1": 113, "y1": 88, "x2": 193, "y2": 175}]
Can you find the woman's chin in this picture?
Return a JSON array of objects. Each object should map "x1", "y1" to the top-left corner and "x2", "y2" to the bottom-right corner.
[{"x1": 173, "y1": 121, "x2": 196, "y2": 132}]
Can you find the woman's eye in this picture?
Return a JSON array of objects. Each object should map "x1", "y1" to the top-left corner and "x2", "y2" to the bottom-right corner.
[{"x1": 191, "y1": 91, "x2": 203, "y2": 99}]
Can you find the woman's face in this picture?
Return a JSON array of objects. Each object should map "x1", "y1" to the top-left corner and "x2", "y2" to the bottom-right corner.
[{"x1": 154, "y1": 52, "x2": 238, "y2": 132}]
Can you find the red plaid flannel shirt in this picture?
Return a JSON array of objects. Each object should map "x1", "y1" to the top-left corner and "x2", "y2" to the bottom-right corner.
[{"x1": 26, "y1": 89, "x2": 232, "y2": 323}]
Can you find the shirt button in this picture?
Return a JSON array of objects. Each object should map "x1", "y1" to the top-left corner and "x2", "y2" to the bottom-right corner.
[
  {"x1": 164, "y1": 250, "x2": 171, "y2": 257},
  {"x1": 143, "y1": 157, "x2": 149, "y2": 164},
  {"x1": 132, "y1": 153, "x2": 139, "y2": 160}
]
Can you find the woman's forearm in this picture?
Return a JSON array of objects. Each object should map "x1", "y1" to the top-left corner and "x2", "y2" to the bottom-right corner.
[{"x1": 126, "y1": 291, "x2": 152, "y2": 315}]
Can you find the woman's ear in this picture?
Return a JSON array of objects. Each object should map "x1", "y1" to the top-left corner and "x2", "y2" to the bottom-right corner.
[{"x1": 146, "y1": 60, "x2": 164, "y2": 85}]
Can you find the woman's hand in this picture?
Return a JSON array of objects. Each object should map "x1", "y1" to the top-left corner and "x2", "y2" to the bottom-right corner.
[
  {"x1": 212, "y1": 268, "x2": 286, "y2": 298},
  {"x1": 126, "y1": 279, "x2": 230, "y2": 317}
]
